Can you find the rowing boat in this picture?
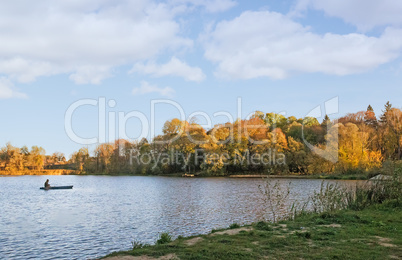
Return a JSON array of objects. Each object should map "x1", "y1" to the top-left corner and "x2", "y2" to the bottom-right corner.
[{"x1": 40, "y1": 186, "x2": 73, "y2": 190}]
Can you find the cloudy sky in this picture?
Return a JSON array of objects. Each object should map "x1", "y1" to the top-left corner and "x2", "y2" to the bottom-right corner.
[{"x1": 1, "y1": 0, "x2": 402, "y2": 156}]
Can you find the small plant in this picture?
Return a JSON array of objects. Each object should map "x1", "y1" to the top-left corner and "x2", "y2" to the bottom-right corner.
[
  {"x1": 295, "y1": 231, "x2": 311, "y2": 239},
  {"x1": 318, "y1": 230, "x2": 336, "y2": 236},
  {"x1": 156, "y1": 232, "x2": 172, "y2": 245},
  {"x1": 314, "y1": 218, "x2": 326, "y2": 225},
  {"x1": 255, "y1": 221, "x2": 273, "y2": 231},
  {"x1": 310, "y1": 182, "x2": 348, "y2": 213},
  {"x1": 258, "y1": 176, "x2": 291, "y2": 223},
  {"x1": 229, "y1": 223, "x2": 240, "y2": 229},
  {"x1": 290, "y1": 200, "x2": 309, "y2": 220},
  {"x1": 131, "y1": 239, "x2": 145, "y2": 250}
]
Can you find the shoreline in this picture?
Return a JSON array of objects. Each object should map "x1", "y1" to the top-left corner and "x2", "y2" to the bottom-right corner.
[
  {"x1": 0, "y1": 171, "x2": 375, "y2": 180},
  {"x1": 0, "y1": 169, "x2": 79, "y2": 176},
  {"x1": 229, "y1": 174, "x2": 318, "y2": 178},
  {"x1": 101, "y1": 201, "x2": 402, "y2": 260}
]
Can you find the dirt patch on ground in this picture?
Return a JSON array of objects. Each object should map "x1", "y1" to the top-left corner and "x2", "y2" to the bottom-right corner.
[
  {"x1": 184, "y1": 237, "x2": 204, "y2": 246},
  {"x1": 289, "y1": 229, "x2": 309, "y2": 234},
  {"x1": 211, "y1": 227, "x2": 253, "y2": 236},
  {"x1": 321, "y1": 224, "x2": 342, "y2": 228},
  {"x1": 103, "y1": 253, "x2": 178, "y2": 260},
  {"x1": 374, "y1": 236, "x2": 396, "y2": 248},
  {"x1": 272, "y1": 224, "x2": 287, "y2": 230},
  {"x1": 276, "y1": 224, "x2": 288, "y2": 231}
]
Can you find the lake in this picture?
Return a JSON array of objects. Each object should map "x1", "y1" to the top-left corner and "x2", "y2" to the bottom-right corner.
[{"x1": 0, "y1": 175, "x2": 362, "y2": 260}]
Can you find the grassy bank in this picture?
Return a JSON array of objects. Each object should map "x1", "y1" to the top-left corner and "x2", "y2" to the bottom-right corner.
[
  {"x1": 102, "y1": 174, "x2": 401, "y2": 260},
  {"x1": 103, "y1": 202, "x2": 401, "y2": 260}
]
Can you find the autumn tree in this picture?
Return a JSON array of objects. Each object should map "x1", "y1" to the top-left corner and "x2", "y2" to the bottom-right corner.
[
  {"x1": 286, "y1": 136, "x2": 308, "y2": 174},
  {"x1": 321, "y1": 115, "x2": 331, "y2": 126},
  {"x1": 0, "y1": 143, "x2": 24, "y2": 171},
  {"x1": 383, "y1": 108, "x2": 402, "y2": 159},
  {"x1": 94, "y1": 144, "x2": 114, "y2": 172},
  {"x1": 71, "y1": 147, "x2": 89, "y2": 171},
  {"x1": 29, "y1": 146, "x2": 46, "y2": 170}
]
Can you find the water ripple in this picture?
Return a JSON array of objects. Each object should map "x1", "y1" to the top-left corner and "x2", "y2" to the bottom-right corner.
[{"x1": 0, "y1": 176, "x2": 360, "y2": 259}]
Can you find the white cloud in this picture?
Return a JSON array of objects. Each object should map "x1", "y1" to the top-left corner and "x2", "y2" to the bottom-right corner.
[
  {"x1": 292, "y1": 0, "x2": 402, "y2": 31},
  {"x1": 202, "y1": 11, "x2": 402, "y2": 80},
  {"x1": 0, "y1": 77, "x2": 27, "y2": 99},
  {"x1": 69, "y1": 65, "x2": 112, "y2": 85},
  {"x1": 0, "y1": 0, "x2": 193, "y2": 84},
  {"x1": 131, "y1": 57, "x2": 206, "y2": 82},
  {"x1": 168, "y1": 0, "x2": 236, "y2": 13},
  {"x1": 132, "y1": 81, "x2": 175, "y2": 97}
]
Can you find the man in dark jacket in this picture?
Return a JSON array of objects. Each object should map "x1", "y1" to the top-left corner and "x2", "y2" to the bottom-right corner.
[{"x1": 44, "y1": 179, "x2": 50, "y2": 188}]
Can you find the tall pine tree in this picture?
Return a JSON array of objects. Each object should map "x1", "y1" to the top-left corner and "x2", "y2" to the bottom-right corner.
[
  {"x1": 321, "y1": 114, "x2": 331, "y2": 126},
  {"x1": 380, "y1": 101, "x2": 392, "y2": 124},
  {"x1": 364, "y1": 104, "x2": 377, "y2": 127}
]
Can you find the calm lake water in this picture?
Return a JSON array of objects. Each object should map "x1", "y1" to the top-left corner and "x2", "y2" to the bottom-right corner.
[{"x1": 0, "y1": 176, "x2": 362, "y2": 260}]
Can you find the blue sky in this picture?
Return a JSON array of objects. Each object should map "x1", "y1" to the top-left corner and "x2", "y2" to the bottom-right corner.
[{"x1": 1, "y1": 0, "x2": 402, "y2": 157}]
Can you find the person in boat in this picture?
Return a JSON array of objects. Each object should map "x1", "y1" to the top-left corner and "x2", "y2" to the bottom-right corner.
[{"x1": 44, "y1": 179, "x2": 50, "y2": 188}]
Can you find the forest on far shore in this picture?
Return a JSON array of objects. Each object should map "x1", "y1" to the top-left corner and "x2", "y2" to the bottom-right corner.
[{"x1": 1, "y1": 102, "x2": 401, "y2": 177}]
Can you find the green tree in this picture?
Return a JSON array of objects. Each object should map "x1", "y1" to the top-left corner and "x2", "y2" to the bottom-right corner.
[{"x1": 303, "y1": 117, "x2": 320, "y2": 127}]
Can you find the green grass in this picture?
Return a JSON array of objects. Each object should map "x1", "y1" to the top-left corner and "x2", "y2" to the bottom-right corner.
[{"x1": 103, "y1": 201, "x2": 402, "y2": 259}]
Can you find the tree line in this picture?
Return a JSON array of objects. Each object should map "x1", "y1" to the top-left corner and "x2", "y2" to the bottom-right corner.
[
  {"x1": 1, "y1": 102, "x2": 401, "y2": 176},
  {"x1": 0, "y1": 144, "x2": 66, "y2": 171},
  {"x1": 70, "y1": 101, "x2": 401, "y2": 176}
]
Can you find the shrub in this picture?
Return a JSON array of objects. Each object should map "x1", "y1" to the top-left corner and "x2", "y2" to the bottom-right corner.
[
  {"x1": 347, "y1": 169, "x2": 402, "y2": 210},
  {"x1": 131, "y1": 239, "x2": 146, "y2": 250},
  {"x1": 229, "y1": 223, "x2": 240, "y2": 229},
  {"x1": 255, "y1": 221, "x2": 273, "y2": 231},
  {"x1": 295, "y1": 231, "x2": 311, "y2": 239},
  {"x1": 156, "y1": 232, "x2": 172, "y2": 245},
  {"x1": 258, "y1": 177, "x2": 291, "y2": 223},
  {"x1": 310, "y1": 182, "x2": 349, "y2": 213}
]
